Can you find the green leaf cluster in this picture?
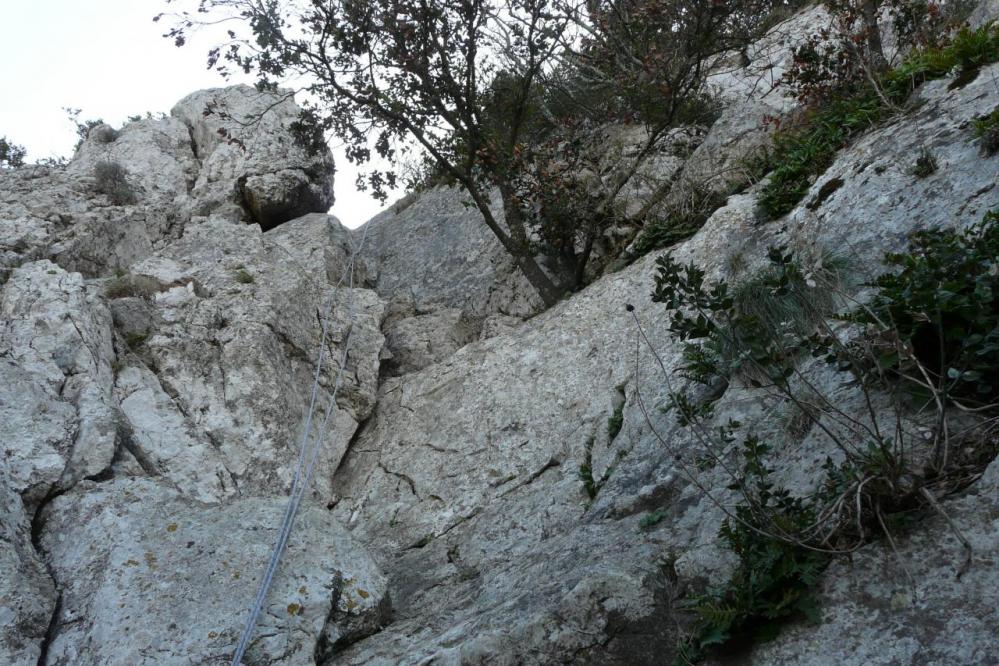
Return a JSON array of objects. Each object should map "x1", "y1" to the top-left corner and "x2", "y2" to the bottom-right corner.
[{"x1": 857, "y1": 210, "x2": 999, "y2": 407}]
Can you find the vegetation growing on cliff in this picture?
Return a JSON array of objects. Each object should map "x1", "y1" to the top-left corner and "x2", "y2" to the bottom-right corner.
[
  {"x1": 160, "y1": 0, "x2": 803, "y2": 304},
  {"x1": 647, "y1": 208, "x2": 999, "y2": 661},
  {"x1": 757, "y1": 22, "x2": 999, "y2": 218}
]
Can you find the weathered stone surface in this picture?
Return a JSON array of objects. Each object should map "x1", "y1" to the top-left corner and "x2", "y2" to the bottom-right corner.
[
  {"x1": 0, "y1": 465, "x2": 57, "y2": 666},
  {"x1": 39, "y1": 477, "x2": 389, "y2": 666},
  {"x1": 68, "y1": 115, "x2": 199, "y2": 206},
  {"x1": 0, "y1": 261, "x2": 117, "y2": 504},
  {"x1": 788, "y1": 61, "x2": 999, "y2": 263},
  {"x1": 119, "y1": 213, "x2": 384, "y2": 502},
  {"x1": 751, "y1": 457, "x2": 999, "y2": 665},
  {"x1": 365, "y1": 186, "x2": 544, "y2": 319},
  {"x1": 380, "y1": 304, "x2": 479, "y2": 377},
  {"x1": 114, "y1": 364, "x2": 235, "y2": 503},
  {"x1": 0, "y1": 165, "x2": 184, "y2": 279},
  {"x1": 0, "y1": 359, "x2": 76, "y2": 509},
  {"x1": 171, "y1": 85, "x2": 336, "y2": 229}
]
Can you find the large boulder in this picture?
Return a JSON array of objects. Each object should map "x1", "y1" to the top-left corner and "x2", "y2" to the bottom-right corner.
[{"x1": 171, "y1": 85, "x2": 336, "y2": 230}]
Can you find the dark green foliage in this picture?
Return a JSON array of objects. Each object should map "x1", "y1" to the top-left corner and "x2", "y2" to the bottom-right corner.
[
  {"x1": 93, "y1": 161, "x2": 137, "y2": 205},
  {"x1": 758, "y1": 24, "x2": 999, "y2": 219},
  {"x1": 678, "y1": 437, "x2": 828, "y2": 664},
  {"x1": 856, "y1": 211, "x2": 999, "y2": 409},
  {"x1": 607, "y1": 401, "x2": 625, "y2": 440},
  {"x1": 655, "y1": 211, "x2": 999, "y2": 662},
  {"x1": 653, "y1": 247, "x2": 845, "y2": 390},
  {"x1": 234, "y1": 269, "x2": 255, "y2": 284},
  {"x1": 632, "y1": 189, "x2": 727, "y2": 256},
  {"x1": 640, "y1": 509, "x2": 667, "y2": 530},
  {"x1": 125, "y1": 331, "x2": 149, "y2": 348},
  {"x1": 0, "y1": 136, "x2": 27, "y2": 168},
  {"x1": 911, "y1": 149, "x2": 937, "y2": 178},
  {"x1": 579, "y1": 437, "x2": 626, "y2": 500},
  {"x1": 973, "y1": 106, "x2": 999, "y2": 156}
]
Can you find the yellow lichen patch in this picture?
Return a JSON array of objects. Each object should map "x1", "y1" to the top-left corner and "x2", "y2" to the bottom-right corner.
[
  {"x1": 232, "y1": 571, "x2": 241, "y2": 580},
  {"x1": 124, "y1": 559, "x2": 140, "y2": 567},
  {"x1": 287, "y1": 603, "x2": 302, "y2": 616},
  {"x1": 144, "y1": 552, "x2": 158, "y2": 569},
  {"x1": 345, "y1": 598, "x2": 358, "y2": 611},
  {"x1": 298, "y1": 586, "x2": 307, "y2": 595},
  {"x1": 166, "y1": 523, "x2": 178, "y2": 533},
  {"x1": 208, "y1": 631, "x2": 219, "y2": 639},
  {"x1": 357, "y1": 588, "x2": 370, "y2": 599}
]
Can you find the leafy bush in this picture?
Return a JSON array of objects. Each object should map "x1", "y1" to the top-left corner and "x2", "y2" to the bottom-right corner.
[
  {"x1": 856, "y1": 211, "x2": 999, "y2": 410},
  {"x1": 759, "y1": 24, "x2": 999, "y2": 218},
  {"x1": 973, "y1": 106, "x2": 999, "y2": 156},
  {"x1": 678, "y1": 437, "x2": 828, "y2": 663},
  {"x1": 0, "y1": 136, "x2": 26, "y2": 168},
  {"x1": 655, "y1": 247, "x2": 846, "y2": 389},
  {"x1": 93, "y1": 161, "x2": 137, "y2": 205}
]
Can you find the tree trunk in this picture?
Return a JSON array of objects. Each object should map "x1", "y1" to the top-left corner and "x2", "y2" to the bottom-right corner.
[
  {"x1": 483, "y1": 182, "x2": 565, "y2": 307},
  {"x1": 859, "y1": 0, "x2": 888, "y2": 73}
]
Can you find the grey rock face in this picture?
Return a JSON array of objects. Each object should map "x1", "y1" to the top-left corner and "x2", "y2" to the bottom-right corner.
[
  {"x1": 0, "y1": 261, "x2": 117, "y2": 506},
  {"x1": 171, "y1": 85, "x2": 336, "y2": 229},
  {"x1": 116, "y1": 213, "x2": 384, "y2": 503},
  {"x1": 365, "y1": 186, "x2": 544, "y2": 319},
  {"x1": 68, "y1": 115, "x2": 200, "y2": 206},
  {"x1": 0, "y1": 466, "x2": 57, "y2": 666},
  {"x1": 38, "y1": 478, "x2": 390, "y2": 666},
  {"x1": 751, "y1": 457, "x2": 999, "y2": 665}
]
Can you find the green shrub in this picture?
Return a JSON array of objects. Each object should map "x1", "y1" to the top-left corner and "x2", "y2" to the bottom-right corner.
[
  {"x1": 656, "y1": 247, "x2": 847, "y2": 389},
  {"x1": 234, "y1": 269, "x2": 255, "y2": 284},
  {"x1": 94, "y1": 161, "x2": 137, "y2": 205},
  {"x1": 855, "y1": 211, "x2": 999, "y2": 410},
  {"x1": 678, "y1": 437, "x2": 828, "y2": 664},
  {"x1": 653, "y1": 210, "x2": 999, "y2": 662},
  {"x1": 758, "y1": 24, "x2": 999, "y2": 219}
]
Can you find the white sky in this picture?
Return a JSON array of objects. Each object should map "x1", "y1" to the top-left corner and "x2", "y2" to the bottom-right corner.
[{"x1": 0, "y1": 0, "x2": 398, "y2": 228}]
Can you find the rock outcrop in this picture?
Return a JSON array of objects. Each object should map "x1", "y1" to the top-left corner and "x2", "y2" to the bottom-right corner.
[{"x1": 2, "y1": 4, "x2": 998, "y2": 665}]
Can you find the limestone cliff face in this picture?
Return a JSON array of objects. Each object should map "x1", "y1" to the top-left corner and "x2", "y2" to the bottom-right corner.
[{"x1": 2, "y1": 4, "x2": 999, "y2": 665}]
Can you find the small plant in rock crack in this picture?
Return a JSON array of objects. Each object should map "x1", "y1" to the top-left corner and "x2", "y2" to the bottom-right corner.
[
  {"x1": 639, "y1": 509, "x2": 668, "y2": 530},
  {"x1": 579, "y1": 437, "x2": 627, "y2": 501},
  {"x1": 911, "y1": 149, "x2": 937, "y2": 178},
  {"x1": 677, "y1": 436, "x2": 829, "y2": 664},
  {"x1": 973, "y1": 106, "x2": 999, "y2": 156}
]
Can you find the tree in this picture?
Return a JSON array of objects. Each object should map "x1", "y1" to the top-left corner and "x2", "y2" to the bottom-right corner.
[
  {"x1": 160, "y1": 0, "x2": 799, "y2": 304},
  {"x1": 161, "y1": 0, "x2": 583, "y2": 305},
  {"x1": 0, "y1": 136, "x2": 26, "y2": 169}
]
